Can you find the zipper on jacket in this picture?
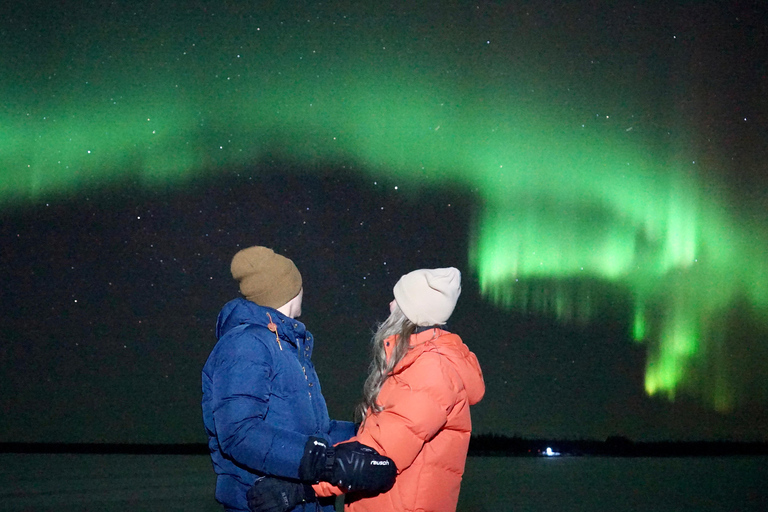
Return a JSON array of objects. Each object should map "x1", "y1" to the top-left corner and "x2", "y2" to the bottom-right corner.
[
  {"x1": 302, "y1": 362, "x2": 312, "y2": 398},
  {"x1": 293, "y1": 330, "x2": 321, "y2": 433}
]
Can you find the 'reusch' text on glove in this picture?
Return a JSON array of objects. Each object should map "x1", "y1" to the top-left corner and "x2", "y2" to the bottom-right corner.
[{"x1": 331, "y1": 441, "x2": 397, "y2": 493}]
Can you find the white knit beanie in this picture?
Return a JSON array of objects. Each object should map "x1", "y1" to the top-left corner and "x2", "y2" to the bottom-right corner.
[{"x1": 393, "y1": 267, "x2": 462, "y2": 326}]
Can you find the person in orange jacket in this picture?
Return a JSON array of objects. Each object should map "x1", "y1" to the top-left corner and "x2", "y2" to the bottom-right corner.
[{"x1": 247, "y1": 267, "x2": 485, "y2": 512}]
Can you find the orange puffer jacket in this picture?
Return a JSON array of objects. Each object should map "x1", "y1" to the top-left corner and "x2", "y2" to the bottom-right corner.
[{"x1": 315, "y1": 327, "x2": 485, "y2": 512}]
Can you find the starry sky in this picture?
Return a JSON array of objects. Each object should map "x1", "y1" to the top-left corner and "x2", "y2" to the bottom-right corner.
[{"x1": 2, "y1": 0, "x2": 767, "y2": 444}]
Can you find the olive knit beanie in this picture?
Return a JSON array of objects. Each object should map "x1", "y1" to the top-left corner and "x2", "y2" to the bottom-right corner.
[
  {"x1": 230, "y1": 246, "x2": 302, "y2": 309},
  {"x1": 393, "y1": 267, "x2": 461, "y2": 326}
]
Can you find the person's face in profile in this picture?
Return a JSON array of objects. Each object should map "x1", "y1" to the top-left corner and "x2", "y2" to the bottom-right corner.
[
  {"x1": 293, "y1": 288, "x2": 304, "y2": 318},
  {"x1": 280, "y1": 288, "x2": 304, "y2": 318}
]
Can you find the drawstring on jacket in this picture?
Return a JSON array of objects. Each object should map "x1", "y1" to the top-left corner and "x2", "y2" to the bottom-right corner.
[{"x1": 266, "y1": 312, "x2": 282, "y2": 350}]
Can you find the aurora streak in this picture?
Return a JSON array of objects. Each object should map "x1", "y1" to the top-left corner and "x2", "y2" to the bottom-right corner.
[{"x1": 3, "y1": 4, "x2": 767, "y2": 413}]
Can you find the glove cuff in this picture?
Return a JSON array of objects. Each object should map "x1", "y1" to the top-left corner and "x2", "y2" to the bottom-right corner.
[
  {"x1": 299, "y1": 436, "x2": 335, "y2": 483},
  {"x1": 318, "y1": 446, "x2": 335, "y2": 482}
]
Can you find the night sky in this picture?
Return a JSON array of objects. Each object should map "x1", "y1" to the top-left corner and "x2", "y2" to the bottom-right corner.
[{"x1": 2, "y1": 1, "x2": 767, "y2": 444}]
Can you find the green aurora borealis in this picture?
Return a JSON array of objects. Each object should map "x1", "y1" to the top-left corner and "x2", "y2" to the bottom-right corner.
[{"x1": 3, "y1": 2, "x2": 767, "y2": 414}]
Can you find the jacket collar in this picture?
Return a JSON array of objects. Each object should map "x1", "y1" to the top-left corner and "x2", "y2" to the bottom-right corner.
[
  {"x1": 216, "y1": 298, "x2": 311, "y2": 351},
  {"x1": 272, "y1": 311, "x2": 311, "y2": 352}
]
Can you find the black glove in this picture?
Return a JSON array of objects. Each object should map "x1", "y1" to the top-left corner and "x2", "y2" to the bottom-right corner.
[
  {"x1": 298, "y1": 437, "x2": 335, "y2": 483},
  {"x1": 331, "y1": 441, "x2": 397, "y2": 493},
  {"x1": 298, "y1": 437, "x2": 397, "y2": 493},
  {"x1": 247, "y1": 477, "x2": 315, "y2": 512}
]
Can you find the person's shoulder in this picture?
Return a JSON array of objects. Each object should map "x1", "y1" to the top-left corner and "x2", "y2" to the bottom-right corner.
[
  {"x1": 214, "y1": 323, "x2": 279, "y2": 360},
  {"x1": 219, "y1": 320, "x2": 272, "y2": 340}
]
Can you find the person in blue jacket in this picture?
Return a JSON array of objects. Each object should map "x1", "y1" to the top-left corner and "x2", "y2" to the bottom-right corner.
[{"x1": 202, "y1": 246, "x2": 396, "y2": 512}]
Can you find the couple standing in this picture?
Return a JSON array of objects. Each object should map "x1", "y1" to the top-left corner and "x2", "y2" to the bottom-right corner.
[{"x1": 203, "y1": 246, "x2": 485, "y2": 512}]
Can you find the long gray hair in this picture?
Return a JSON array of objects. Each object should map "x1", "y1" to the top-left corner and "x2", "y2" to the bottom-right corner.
[{"x1": 357, "y1": 305, "x2": 417, "y2": 421}]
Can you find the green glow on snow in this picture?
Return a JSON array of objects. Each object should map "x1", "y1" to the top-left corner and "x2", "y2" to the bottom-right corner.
[{"x1": 2, "y1": 10, "x2": 767, "y2": 412}]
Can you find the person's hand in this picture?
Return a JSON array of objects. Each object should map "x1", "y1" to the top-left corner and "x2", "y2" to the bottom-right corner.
[
  {"x1": 246, "y1": 477, "x2": 315, "y2": 512},
  {"x1": 298, "y1": 437, "x2": 335, "y2": 482},
  {"x1": 330, "y1": 441, "x2": 397, "y2": 493},
  {"x1": 298, "y1": 437, "x2": 397, "y2": 494}
]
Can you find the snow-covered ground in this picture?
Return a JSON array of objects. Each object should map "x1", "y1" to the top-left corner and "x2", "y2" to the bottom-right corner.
[
  {"x1": 2, "y1": 453, "x2": 766, "y2": 511},
  {"x1": 2, "y1": 453, "x2": 218, "y2": 511}
]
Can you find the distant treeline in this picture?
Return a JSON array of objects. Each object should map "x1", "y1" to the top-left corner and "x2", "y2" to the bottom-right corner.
[
  {"x1": 0, "y1": 442, "x2": 209, "y2": 455},
  {"x1": 2, "y1": 435, "x2": 768, "y2": 457},
  {"x1": 468, "y1": 434, "x2": 768, "y2": 457}
]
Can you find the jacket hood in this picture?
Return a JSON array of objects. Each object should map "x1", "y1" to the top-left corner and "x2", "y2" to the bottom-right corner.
[
  {"x1": 391, "y1": 328, "x2": 485, "y2": 405},
  {"x1": 216, "y1": 298, "x2": 260, "y2": 339}
]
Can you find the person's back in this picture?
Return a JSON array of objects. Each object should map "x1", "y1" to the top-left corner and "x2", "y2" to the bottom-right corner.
[
  {"x1": 203, "y1": 297, "x2": 344, "y2": 511},
  {"x1": 202, "y1": 246, "x2": 353, "y2": 511},
  {"x1": 203, "y1": 246, "x2": 396, "y2": 512},
  {"x1": 308, "y1": 267, "x2": 485, "y2": 512},
  {"x1": 348, "y1": 326, "x2": 484, "y2": 512}
]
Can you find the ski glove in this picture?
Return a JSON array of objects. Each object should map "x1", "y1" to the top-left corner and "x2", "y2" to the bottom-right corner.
[
  {"x1": 298, "y1": 437, "x2": 397, "y2": 493},
  {"x1": 333, "y1": 441, "x2": 397, "y2": 493},
  {"x1": 247, "y1": 477, "x2": 315, "y2": 512}
]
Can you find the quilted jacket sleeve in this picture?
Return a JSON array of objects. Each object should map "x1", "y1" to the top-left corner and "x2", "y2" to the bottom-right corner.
[
  {"x1": 327, "y1": 419, "x2": 357, "y2": 445},
  {"x1": 210, "y1": 330, "x2": 315, "y2": 479}
]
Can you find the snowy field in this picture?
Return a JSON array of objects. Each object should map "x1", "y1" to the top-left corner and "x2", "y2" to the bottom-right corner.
[{"x1": 2, "y1": 454, "x2": 766, "y2": 511}]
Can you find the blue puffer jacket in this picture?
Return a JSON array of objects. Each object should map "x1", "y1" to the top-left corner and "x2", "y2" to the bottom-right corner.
[{"x1": 202, "y1": 298, "x2": 355, "y2": 512}]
